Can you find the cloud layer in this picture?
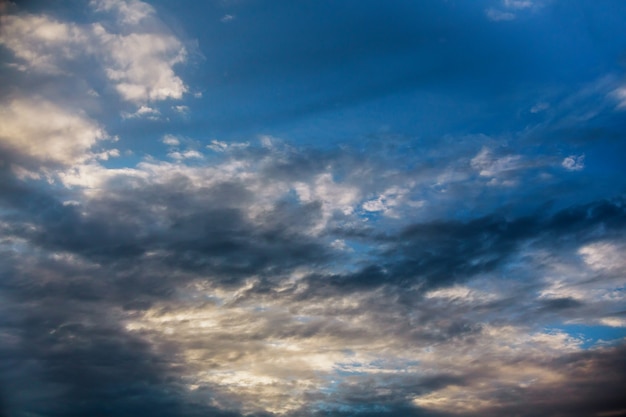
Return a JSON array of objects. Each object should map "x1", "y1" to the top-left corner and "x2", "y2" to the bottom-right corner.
[{"x1": 1, "y1": 1, "x2": 625, "y2": 417}]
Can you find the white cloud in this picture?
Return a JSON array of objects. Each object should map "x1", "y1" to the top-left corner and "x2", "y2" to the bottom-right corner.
[
  {"x1": 0, "y1": 2, "x2": 188, "y2": 105},
  {"x1": 126, "y1": 283, "x2": 585, "y2": 417},
  {"x1": 425, "y1": 285, "x2": 498, "y2": 304},
  {"x1": 91, "y1": 0, "x2": 154, "y2": 25},
  {"x1": 294, "y1": 173, "x2": 361, "y2": 233},
  {"x1": 122, "y1": 105, "x2": 160, "y2": 119},
  {"x1": 0, "y1": 14, "x2": 91, "y2": 74},
  {"x1": 361, "y1": 186, "x2": 424, "y2": 217},
  {"x1": 485, "y1": 8, "x2": 516, "y2": 21},
  {"x1": 207, "y1": 140, "x2": 249, "y2": 152},
  {"x1": 0, "y1": 97, "x2": 105, "y2": 166},
  {"x1": 330, "y1": 239, "x2": 351, "y2": 251},
  {"x1": 207, "y1": 140, "x2": 229, "y2": 152},
  {"x1": 362, "y1": 198, "x2": 386, "y2": 212},
  {"x1": 611, "y1": 86, "x2": 626, "y2": 109},
  {"x1": 259, "y1": 134, "x2": 275, "y2": 148},
  {"x1": 471, "y1": 147, "x2": 522, "y2": 179},
  {"x1": 94, "y1": 25, "x2": 188, "y2": 103},
  {"x1": 578, "y1": 242, "x2": 625, "y2": 272},
  {"x1": 531, "y1": 102, "x2": 550, "y2": 113},
  {"x1": 486, "y1": 0, "x2": 541, "y2": 22},
  {"x1": 58, "y1": 163, "x2": 147, "y2": 191},
  {"x1": 162, "y1": 134, "x2": 180, "y2": 146},
  {"x1": 562, "y1": 154, "x2": 584, "y2": 171},
  {"x1": 168, "y1": 150, "x2": 204, "y2": 161},
  {"x1": 598, "y1": 317, "x2": 626, "y2": 328},
  {"x1": 503, "y1": 0, "x2": 535, "y2": 10},
  {"x1": 220, "y1": 14, "x2": 235, "y2": 23},
  {"x1": 172, "y1": 105, "x2": 189, "y2": 114},
  {"x1": 94, "y1": 148, "x2": 121, "y2": 160}
]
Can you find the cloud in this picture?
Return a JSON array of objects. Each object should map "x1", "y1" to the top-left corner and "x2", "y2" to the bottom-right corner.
[
  {"x1": 485, "y1": 8, "x2": 516, "y2": 21},
  {"x1": 485, "y1": 0, "x2": 543, "y2": 22},
  {"x1": 562, "y1": 154, "x2": 585, "y2": 171},
  {"x1": 1, "y1": 137, "x2": 625, "y2": 416},
  {"x1": 122, "y1": 105, "x2": 161, "y2": 119},
  {"x1": 91, "y1": 0, "x2": 155, "y2": 25},
  {"x1": 294, "y1": 173, "x2": 361, "y2": 233},
  {"x1": 361, "y1": 187, "x2": 424, "y2": 218},
  {"x1": 162, "y1": 134, "x2": 181, "y2": 146},
  {"x1": 0, "y1": 97, "x2": 106, "y2": 168},
  {"x1": 530, "y1": 102, "x2": 550, "y2": 113},
  {"x1": 220, "y1": 14, "x2": 235, "y2": 23},
  {"x1": 0, "y1": 13, "x2": 91, "y2": 73},
  {"x1": 503, "y1": 0, "x2": 535, "y2": 10},
  {"x1": 578, "y1": 241, "x2": 626, "y2": 272},
  {"x1": 168, "y1": 150, "x2": 204, "y2": 160},
  {"x1": 470, "y1": 147, "x2": 524, "y2": 186},
  {"x1": 0, "y1": 13, "x2": 82, "y2": 74},
  {"x1": 0, "y1": 1, "x2": 188, "y2": 105},
  {"x1": 1, "y1": 1, "x2": 626, "y2": 411},
  {"x1": 411, "y1": 343, "x2": 626, "y2": 417},
  {"x1": 94, "y1": 26, "x2": 188, "y2": 103},
  {"x1": 611, "y1": 86, "x2": 626, "y2": 109}
]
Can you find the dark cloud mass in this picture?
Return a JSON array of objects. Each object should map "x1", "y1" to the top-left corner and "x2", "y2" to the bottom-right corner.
[{"x1": 1, "y1": 1, "x2": 626, "y2": 416}]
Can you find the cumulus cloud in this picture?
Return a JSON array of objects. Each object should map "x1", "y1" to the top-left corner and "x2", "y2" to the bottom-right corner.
[
  {"x1": 0, "y1": 13, "x2": 91, "y2": 73},
  {"x1": 94, "y1": 25, "x2": 187, "y2": 103},
  {"x1": 162, "y1": 134, "x2": 181, "y2": 146},
  {"x1": 0, "y1": 0, "x2": 188, "y2": 105},
  {"x1": 562, "y1": 154, "x2": 585, "y2": 171},
  {"x1": 0, "y1": 97, "x2": 106, "y2": 167}
]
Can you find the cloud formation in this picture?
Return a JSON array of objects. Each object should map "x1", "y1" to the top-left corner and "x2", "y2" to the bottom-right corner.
[
  {"x1": 0, "y1": 0, "x2": 187, "y2": 105},
  {"x1": 1, "y1": 1, "x2": 625, "y2": 417},
  {"x1": 0, "y1": 97, "x2": 106, "y2": 168}
]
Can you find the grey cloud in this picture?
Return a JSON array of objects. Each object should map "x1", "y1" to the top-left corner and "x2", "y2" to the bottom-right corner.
[
  {"x1": 2, "y1": 173, "x2": 330, "y2": 287},
  {"x1": 0, "y1": 279, "x2": 245, "y2": 417},
  {"x1": 1, "y1": 143, "x2": 625, "y2": 417},
  {"x1": 538, "y1": 297, "x2": 585, "y2": 311},
  {"x1": 470, "y1": 344, "x2": 626, "y2": 417},
  {"x1": 291, "y1": 197, "x2": 626, "y2": 299}
]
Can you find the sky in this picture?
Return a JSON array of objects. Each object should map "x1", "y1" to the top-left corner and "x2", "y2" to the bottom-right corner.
[{"x1": 1, "y1": 0, "x2": 626, "y2": 416}]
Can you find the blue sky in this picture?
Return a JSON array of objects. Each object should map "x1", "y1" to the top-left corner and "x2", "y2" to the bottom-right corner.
[{"x1": 1, "y1": 1, "x2": 626, "y2": 416}]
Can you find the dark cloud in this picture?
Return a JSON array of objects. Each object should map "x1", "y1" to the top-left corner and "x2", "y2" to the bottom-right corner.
[
  {"x1": 474, "y1": 343, "x2": 626, "y2": 417},
  {"x1": 538, "y1": 297, "x2": 585, "y2": 311},
  {"x1": 2, "y1": 165, "x2": 626, "y2": 416},
  {"x1": 0, "y1": 275, "x2": 244, "y2": 417},
  {"x1": 289, "y1": 197, "x2": 626, "y2": 299}
]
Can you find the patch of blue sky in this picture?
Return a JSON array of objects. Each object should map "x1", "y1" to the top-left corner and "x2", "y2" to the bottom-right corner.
[
  {"x1": 325, "y1": 239, "x2": 380, "y2": 274},
  {"x1": 313, "y1": 400, "x2": 392, "y2": 415},
  {"x1": 546, "y1": 324, "x2": 626, "y2": 349}
]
